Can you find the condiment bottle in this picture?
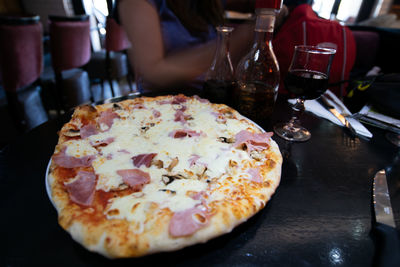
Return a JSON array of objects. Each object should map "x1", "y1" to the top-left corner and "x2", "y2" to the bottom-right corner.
[
  {"x1": 203, "y1": 26, "x2": 235, "y2": 105},
  {"x1": 234, "y1": 0, "x2": 281, "y2": 120}
]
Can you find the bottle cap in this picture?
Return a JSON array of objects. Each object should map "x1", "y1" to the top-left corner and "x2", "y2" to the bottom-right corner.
[{"x1": 255, "y1": 0, "x2": 282, "y2": 10}]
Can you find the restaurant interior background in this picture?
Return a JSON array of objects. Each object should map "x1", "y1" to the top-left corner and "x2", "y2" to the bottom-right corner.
[{"x1": 0, "y1": 0, "x2": 399, "y2": 149}]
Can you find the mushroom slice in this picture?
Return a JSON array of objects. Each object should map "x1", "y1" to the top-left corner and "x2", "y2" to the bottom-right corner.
[
  {"x1": 63, "y1": 128, "x2": 81, "y2": 137},
  {"x1": 218, "y1": 137, "x2": 235, "y2": 144},
  {"x1": 112, "y1": 103, "x2": 122, "y2": 110},
  {"x1": 152, "y1": 160, "x2": 164, "y2": 169},
  {"x1": 167, "y1": 157, "x2": 179, "y2": 172},
  {"x1": 161, "y1": 174, "x2": 186, "y2": 185},
  {"x1": 158, "y1": 189, "x2": 176, "y2": 195}
]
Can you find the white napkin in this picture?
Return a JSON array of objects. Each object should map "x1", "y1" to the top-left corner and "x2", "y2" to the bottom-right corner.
[{"x1": 289, "y1": 90, "x2": 373, "y2": 138}]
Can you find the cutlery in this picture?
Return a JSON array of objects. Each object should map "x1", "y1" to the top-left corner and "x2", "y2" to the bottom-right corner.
[
  {"x1": 372, "y1": 169, "x2": 400, "y2": 266},
  {"x1": 356, "y1": 115, "x2": 400, "y2": 135},
  {"x1": 318, "y1": 94, "x2": 357, "y2": 137},
  {"x1": 322, "y1": 92, "x2": 352, "y2": 117}
]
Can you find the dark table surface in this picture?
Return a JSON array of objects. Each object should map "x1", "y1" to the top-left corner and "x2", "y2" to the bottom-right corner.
[{"x1": 1, "y1": 93, "x2": 399, "y2": 267}]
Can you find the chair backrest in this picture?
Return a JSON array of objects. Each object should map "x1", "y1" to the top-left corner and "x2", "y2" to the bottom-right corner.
[
  {"x1": 0, "y1": 15, "x2": 43, "y2": 92},
  {"x1": 351, "y1": 30, "x2": 380, "y2": 71},
  {"x1": 49, "y1": 15, "x2": 91, "y2": 72},
  {"x1": 105, "y1": 17, "x2": 131, "y2": 52}
]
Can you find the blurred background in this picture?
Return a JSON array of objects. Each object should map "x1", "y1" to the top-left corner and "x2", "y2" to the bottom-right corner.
[{"x1": 0, "y1": 0, "x2": 399, "y2": 149}]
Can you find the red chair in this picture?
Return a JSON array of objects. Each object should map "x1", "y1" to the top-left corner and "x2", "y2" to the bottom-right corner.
[
  {"x1": 86, "y1": 16, "x2": 134, "y2": 98},
  {"x1": 0, "y1": 14, "x2": 48, "y2": 131},
  {"x1": 48, "y1": 15, "x2": 92, "y2": 112}
]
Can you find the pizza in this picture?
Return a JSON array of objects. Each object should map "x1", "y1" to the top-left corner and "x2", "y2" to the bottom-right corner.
[{"x1": 47, "y1": 94, "x2": 282, "y2": 258}]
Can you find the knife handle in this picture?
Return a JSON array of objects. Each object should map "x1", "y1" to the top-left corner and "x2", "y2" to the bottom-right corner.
[{"x1": 373, "y1": 222, "x2": 400, "y2": 267}]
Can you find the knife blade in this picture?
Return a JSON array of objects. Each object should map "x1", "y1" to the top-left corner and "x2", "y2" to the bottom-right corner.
[
  {"x1": 373, "y1": 169, "x2": 396, "y2": 228},
  {"x1": 372, "y1": 169, "x2": 400, "y2": 267},
  {"x1": 318, "y1": 95, "x2": 357, "y2": 137}
]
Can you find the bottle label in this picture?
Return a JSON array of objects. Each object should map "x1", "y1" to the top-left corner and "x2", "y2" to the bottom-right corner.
[{"x1": 255, "y1": 13, "x2": 275, "y2": 33}]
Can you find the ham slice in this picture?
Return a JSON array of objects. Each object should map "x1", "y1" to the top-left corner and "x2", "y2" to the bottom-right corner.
[
  {"x1": 233, "y1": 130, "x2": 273, "y2": 152},
  {"x1": 98, "y1": 109, "x2": 119, "y2": 129},
  {"x1": 152, "y1": 109, "x2": 161, "y2": 118},
  {"x1": 131, "y1": 153, "x2": 157, "y2": 168},
  {"x1": 65, "y1": 171, "x2": 96, "y2": 206},
  {"x1": 90, "y1": 137, "x2": 115, "y2": 147},
  {"x1": 52, "y1": 147, "x2": 96, "y2": 168},
  {"x1": 172, "y1": 95, "x2": 187, "y2": 104},
  {"x1": 247, "y1": 168, "x2": 262, "y2": 183},
  {"x1": 188, "y1": 154, "x2": 201, "y2": 167},
  {"x1": 158, "y1": 95, "x2": 187, "y2": 105},
  {"x1": 117, "y1": 169, "x2": 150, "y2": 191},
  {"x1": 80, "y1": 123, "x2": 98, "y2": 139},
  {"x1": 193, "y1": 95, "x2": 209, "y2": 103},
  {"x1": 211, "y1": 112, "x2": 227, "y2": 124},
  {"x1": 174, "y1": 110, "x2": 191, "y2": 124},
  {"x1": 169, "y1": 207, "x2": 209, "y2": 237},
  {"x1": 169, "y1": 129, "x2": 203, "y2": 139}
]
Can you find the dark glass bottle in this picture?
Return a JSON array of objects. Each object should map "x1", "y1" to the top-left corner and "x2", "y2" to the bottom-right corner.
[
  {"x1": 203, "y1": 26, "x2": 235, "y2": 105},
  {"x1": 234, "y1": 5, "x2": 280, "y2": 121}
]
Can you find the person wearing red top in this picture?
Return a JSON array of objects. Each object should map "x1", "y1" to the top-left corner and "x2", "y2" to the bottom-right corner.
[{"x1": 273, "y1": 0, "x2": 356, "y2": 98}]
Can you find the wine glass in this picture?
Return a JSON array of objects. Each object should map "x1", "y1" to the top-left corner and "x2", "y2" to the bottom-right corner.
[{"x1": 274, "y1": 45, "x2": 336, "y2": 142}]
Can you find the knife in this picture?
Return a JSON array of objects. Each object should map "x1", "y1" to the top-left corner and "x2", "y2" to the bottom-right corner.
[
  {"x1": 372, "y1": 169, "x2": 400, "y2": 267},
  {"x1": 318, "y1": 95, "x2": 357, "y2": 137}
]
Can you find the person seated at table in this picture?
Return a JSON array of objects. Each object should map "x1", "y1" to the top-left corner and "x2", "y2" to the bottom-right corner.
[
  {"x1": 118, "y1": 0, "x2": 254, "y2": 93},
  {"x1": 272, "y1": 0, "x2": 356, "y2": 98}
]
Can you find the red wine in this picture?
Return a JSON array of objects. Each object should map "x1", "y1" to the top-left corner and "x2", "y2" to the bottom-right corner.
[
  {"x1": 285, "y1": 70, "x2": 328, "y2": 100},
  {"x1": 203, "y1": 79, "x2": 236, "y2": 105}
]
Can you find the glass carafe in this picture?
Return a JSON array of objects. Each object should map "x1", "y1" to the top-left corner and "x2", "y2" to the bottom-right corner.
[{"x1": 203, "y1": 26, "x2": 235, "y2": 105}]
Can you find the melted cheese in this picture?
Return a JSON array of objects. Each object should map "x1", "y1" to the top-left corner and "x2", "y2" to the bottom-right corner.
[
  {"x1": 83, "y1": 96, "x2": 266, "y2": 223},
  {"x1": 64, "y1": 139, "x2": 97, "y2": 158}
]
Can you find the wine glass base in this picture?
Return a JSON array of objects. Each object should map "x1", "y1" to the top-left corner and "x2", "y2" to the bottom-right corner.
[
  {"x1": 274, "y1": 122, "x2": 311, "y2": 142},
  {"x1": 386, "y1": 132, "x2": 400, "y2": 147}
]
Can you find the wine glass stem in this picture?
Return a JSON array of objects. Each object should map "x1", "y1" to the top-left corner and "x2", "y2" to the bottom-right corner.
[{"x1": 290, "y1": 98, "x2": 305, "y2": 126}]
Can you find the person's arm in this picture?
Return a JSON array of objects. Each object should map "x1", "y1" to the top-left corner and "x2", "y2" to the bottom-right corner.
[{"x1": 118, "y1": 0, "x2": 217, "y2": 89}]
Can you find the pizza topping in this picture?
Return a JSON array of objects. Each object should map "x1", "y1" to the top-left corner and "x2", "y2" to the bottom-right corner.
[
  {"x1": 218, "y1": 137, "x2": 235, "y2": 144},
  {"x1": 174, "y1": 110, "x2": 192, "y2": 124},
  {"x1": 188, "y1": 154, "x2": 200, "y2": 167},
  {"x1": 132, "y1": 103, "x2": 145, "y2": 109},
  {"x1": 152, "y1": 159, "x2": 164, "y2": 168},
  {"x1": 159, "y1": 189, "x2": 176, "y2": 195},
  {"x1": 131, "y1": 153, "x2": 157, "y2": 168},
  {"x1": 211, "y1": 112, "x2": 227, "y2": 124},
  {"x1": 168, "y1": 207, "x2": 209, "y2": 237},
  {"x1": 80, "y1": 123, "x2": 98, "y2": 139},
  {"x1": 152, "y1": 109, "x2": 161, "y2": 118},
  {"x1": 112, "y1": 103, "x2": 122, "y2": 110},
  {"x1": 64, "y1": 171, "x2": 96, "y2": 206},
  {"x1": 90, "y1": 137, "x2": 115, "y2": 147},
  {"x1": 117, "y1": 169, "x2": 151, "y2": 191},
  {"x1": 98, "y1": 109, "x2": 119, "y2": 130},
  {"x1": 161, "y1": 174, "x2": 185, "y2": 185},
  {"x1": 169, "y1": 129, "x2": 203, "y2": 138},
  {"x1": 193, "y1": 95, "x2": 209, "y2": 103},
  {"x1": 63, "y1": 128, "x2": 81, "y2": 137},
  {"x1": 233, "y1": 130, "x2": 273, "y2": 152},
  {"x1": 246, "y1": 168, "x2": 262, "y2": 183},
  {"x1": 167, "y1": 157, "x2": 179, "y2": 172},
  {"x1": 53, "y1": 147, "x2": 96, "y2": 168},
  {"x1": 172, "y1": 95, "x2": 187, "y2": 104}
]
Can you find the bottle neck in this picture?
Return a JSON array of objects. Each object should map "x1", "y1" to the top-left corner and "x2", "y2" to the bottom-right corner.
[
  {"x1": 254, "y1": 9, "x2": 276, "y2": 43},
  {"x1": 215, "y1": 30, "x2": 231, "y2": 60}
]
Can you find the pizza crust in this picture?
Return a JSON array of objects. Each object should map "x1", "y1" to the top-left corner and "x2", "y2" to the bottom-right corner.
[{"x1": 48, "y1": 94, "x2": 282, "y2": 258}]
